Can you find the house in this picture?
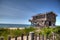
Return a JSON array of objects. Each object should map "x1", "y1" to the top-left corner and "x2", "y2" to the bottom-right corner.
[{"x1": 29, "y1": 12, "x2": 57, "y2": 27}]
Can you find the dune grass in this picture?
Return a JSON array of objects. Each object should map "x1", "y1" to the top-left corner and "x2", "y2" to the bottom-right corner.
[
  {"x1": 0, "y1": 27, "x2": 36, "y2": 40},
  {"x1": 0, "y1": 26, "x2": 60, "y2": 40}
]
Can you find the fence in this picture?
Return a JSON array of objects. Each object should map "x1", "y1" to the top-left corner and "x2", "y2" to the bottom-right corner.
[{"x1": 0, "y1": 32, "x2": 58, "y2": 40}]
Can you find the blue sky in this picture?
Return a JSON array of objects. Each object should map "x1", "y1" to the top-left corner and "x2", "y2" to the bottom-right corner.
[{"x1": 0, "y1": 0, "x2": 60, "y2": 25}]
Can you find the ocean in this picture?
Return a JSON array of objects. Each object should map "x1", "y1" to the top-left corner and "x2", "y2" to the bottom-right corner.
[{"x1": 0, "y1": 24, "x2": 30, "y2": 28}]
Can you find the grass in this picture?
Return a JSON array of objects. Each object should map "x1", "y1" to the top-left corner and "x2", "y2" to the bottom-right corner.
[
  {"x1": 0, "y1": 26, "x2": 60, "y2": 40},
  {"x1": 0, "y1": 27, "x2": 36, "y2": 40}
]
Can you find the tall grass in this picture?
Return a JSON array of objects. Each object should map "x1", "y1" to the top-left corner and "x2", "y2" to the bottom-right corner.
[
  {"x1": 0, "y1": 27, "x2": 36, "y2": 40},
  {"x1": 0, "y1": 26, "x2": 60, "y2": 40}
]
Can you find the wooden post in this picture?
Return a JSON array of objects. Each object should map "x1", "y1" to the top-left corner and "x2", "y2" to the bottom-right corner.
[
  {"x1": 48, "y1": 36, "x2": 50, "y2": 40},
  {"x1": 8, "y1": 36, "x2": 11, "y2": 40},
  {"x1": 49, "y1": 38, "x2": 50, "y2": 40},
  {"x1": 26, "y1": 33, "x2": 29, "y2": 40},
  {"x1": 35, "y1": 34, "x2": 37, "y2": 40},
  {"x1": 52, "y1": 33, "x2": 55, "y2": 40},
  {"x1": 46, "y1": 34, "x2": 49, "y2": 40},
  {"x1": 29, "y1": 32, "x2": 34, "y2": 40},
  {"x1": 45, "y1": 35, "x2": 47, "y2": 40},
  {"x1": 42, "y1": 35, "x2": 44, "y2": 40},
  {"x1": 21, "y1": 34, "x2": 24, "y2": 40},
  {"x1": 0, "y1": 37, "x2": 4, "y2": 40},
  {"x1": 15, "y1": 36, "x2": 17, "y2": 40},
  {"x1": 39, "y1": 33, "x2": 40, "y2": 40}
]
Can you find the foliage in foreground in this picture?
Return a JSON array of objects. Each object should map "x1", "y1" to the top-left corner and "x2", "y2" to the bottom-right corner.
[
  {"x1": 0, "y1": 26, "x2": 60, "y2": 40},
  {"x1": 0, "y1": 27, "x2": 36, "y2": 37}
]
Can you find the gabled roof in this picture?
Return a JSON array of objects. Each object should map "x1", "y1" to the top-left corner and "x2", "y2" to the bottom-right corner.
[
  {"x1": 46, "y1": 11, "x2": 57, "y2": 16},
  {"x1": 32, "y1": 11, "x2": 57, "y2": 17}
]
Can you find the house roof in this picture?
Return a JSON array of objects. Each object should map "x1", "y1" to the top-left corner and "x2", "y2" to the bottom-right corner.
[{"x1": 32, "y1": 11, "x2": 57, "y2": 17}]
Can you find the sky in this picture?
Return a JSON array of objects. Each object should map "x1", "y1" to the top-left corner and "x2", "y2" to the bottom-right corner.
[{"x1": 0, "y1": 0, "x2": 60, "y2": 25}]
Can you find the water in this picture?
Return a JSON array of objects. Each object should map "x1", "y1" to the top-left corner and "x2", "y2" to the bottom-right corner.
[{"x1": 0, "y1": 24, "x2": 30, "y2": 28}]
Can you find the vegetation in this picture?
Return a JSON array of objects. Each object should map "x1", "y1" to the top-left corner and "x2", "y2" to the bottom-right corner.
[
  {"x1": 0, "y1": 26, "x2": 60, "y2": 40},
  {"x1": 0, "y1": 27, "x2": 36, "y2": 40},
  {"x1": 40, "y1": 26, "x2": 60, "y2": 40}
]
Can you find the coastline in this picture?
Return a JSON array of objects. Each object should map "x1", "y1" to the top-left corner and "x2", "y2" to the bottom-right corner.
[{"x1": 8, "y1": 27, "x2": 25, "y2": 29}]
